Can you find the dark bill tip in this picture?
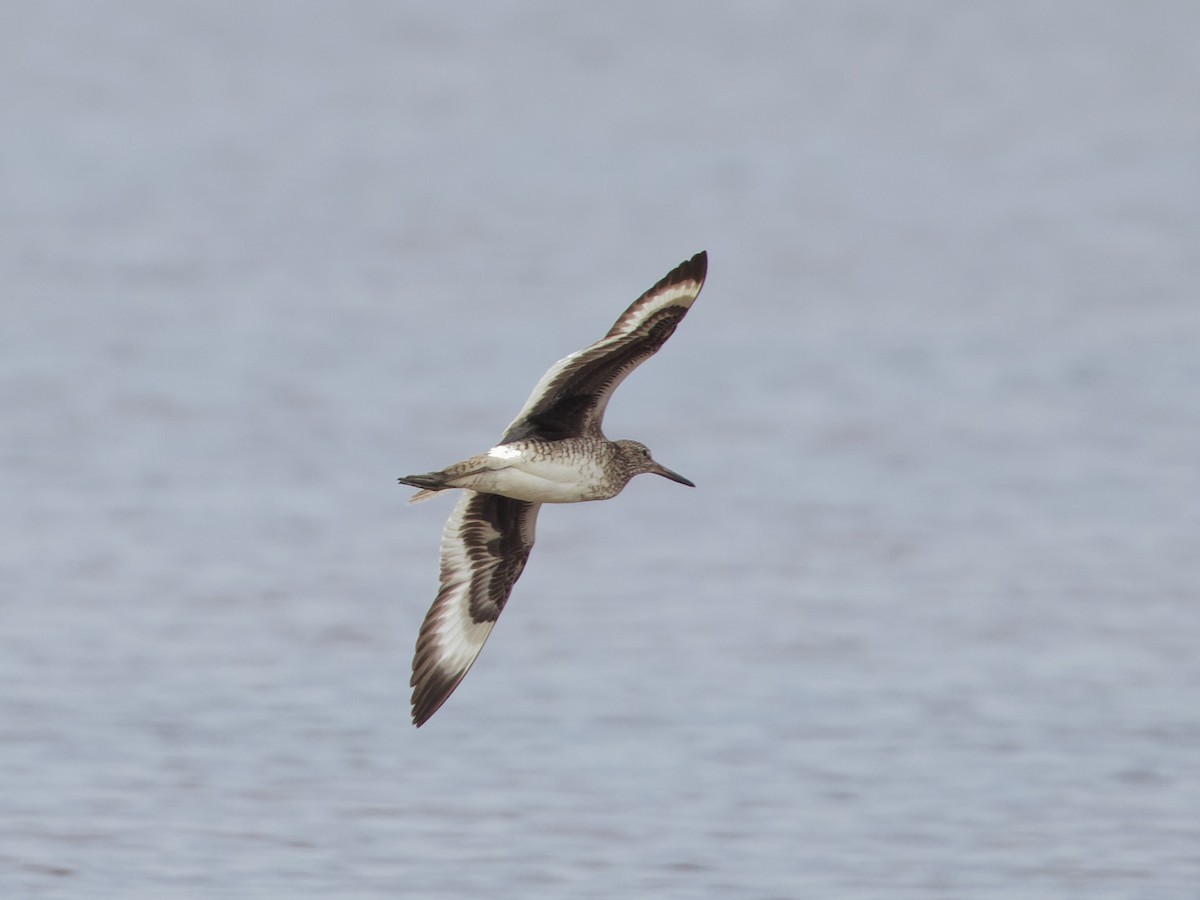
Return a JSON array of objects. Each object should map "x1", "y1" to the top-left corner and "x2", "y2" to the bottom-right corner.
[{"x1": 651, "y1": 462, "x2": 695, "y2": 488}]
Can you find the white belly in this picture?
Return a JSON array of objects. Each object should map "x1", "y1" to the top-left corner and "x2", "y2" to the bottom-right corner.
[
  {"x1": 467, "y1": 461, "x2": 613, "y2": 503},
  {"x1": 444, "y1": 446, "x2": 619, "y2": 503}
]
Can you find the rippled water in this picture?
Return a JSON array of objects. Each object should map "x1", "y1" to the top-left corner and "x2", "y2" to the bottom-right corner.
[{"x1": 4, "y1": 3, "x2": 1199, "y2": 897}]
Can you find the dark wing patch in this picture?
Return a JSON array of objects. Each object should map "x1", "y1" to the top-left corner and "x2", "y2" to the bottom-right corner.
[{"x1": 410, "y1": 492, "x2": 540, "y2": 726}]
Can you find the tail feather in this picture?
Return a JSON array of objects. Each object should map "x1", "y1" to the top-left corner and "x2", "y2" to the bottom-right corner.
[
  {"x1": 399, "y1": 472, "x2": 446, "y2": 490},
  {"x1": 399, "y1": 472, "x2": 448, "y2": 504}
]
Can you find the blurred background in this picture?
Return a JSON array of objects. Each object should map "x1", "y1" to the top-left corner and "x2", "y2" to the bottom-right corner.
[{"x1": 2, "y1": 2, "x2": 1198, "y2": 897}]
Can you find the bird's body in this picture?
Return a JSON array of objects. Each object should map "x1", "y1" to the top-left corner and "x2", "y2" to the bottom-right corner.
[
  {"x1": 400, "y1": 251, "x2": 707, "y2": 726},
  {"x1": 401, "y1": 437, "x2": 689, "y2": 504}
]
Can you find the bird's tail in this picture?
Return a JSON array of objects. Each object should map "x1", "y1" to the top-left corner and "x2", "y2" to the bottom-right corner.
[{"x1": 399, "y1": 472, "x2": 448, "y2": 504}]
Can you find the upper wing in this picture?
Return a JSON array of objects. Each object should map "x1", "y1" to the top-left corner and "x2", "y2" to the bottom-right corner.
[
  {"x1": 500, "y1": 251, "x2": 707, "y2": 443},
  {"x1": 410, "y1": 491, "x2": 540, "y2": 726}
]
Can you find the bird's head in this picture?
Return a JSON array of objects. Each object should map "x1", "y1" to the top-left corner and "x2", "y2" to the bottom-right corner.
[{"x1": 613, "y1": 439, "x2": 694, "y2": 488}]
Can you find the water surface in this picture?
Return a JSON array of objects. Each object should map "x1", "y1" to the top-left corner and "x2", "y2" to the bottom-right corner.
[{"x1": 3, "y1": 3, "x2": 1198, "y2": 897}]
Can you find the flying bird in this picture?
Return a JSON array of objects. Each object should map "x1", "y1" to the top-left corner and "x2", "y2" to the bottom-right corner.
[{"x1": 400, "y1": 251, "x2": 707, "y2": 726}]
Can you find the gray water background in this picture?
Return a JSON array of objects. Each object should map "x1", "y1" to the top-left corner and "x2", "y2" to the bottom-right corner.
[{"x1": 3, "y1": 3, "x2": 1199, "y2": 897}]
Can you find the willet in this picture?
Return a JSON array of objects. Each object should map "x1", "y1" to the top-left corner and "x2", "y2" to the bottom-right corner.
[{"x1": 400, "y1": 251, "x2": 707, "y2": 726}]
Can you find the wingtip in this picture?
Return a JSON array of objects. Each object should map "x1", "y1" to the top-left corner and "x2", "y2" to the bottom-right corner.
[
  {"x1": 410, "y1": 665, "x2": 466, "y2": 727},
  {"x1": 661, "y1": 250, "x2": 707, "y2": 291},
  {"x1": 409, "y1": 680, "x2": 440, "y2": 728}
]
